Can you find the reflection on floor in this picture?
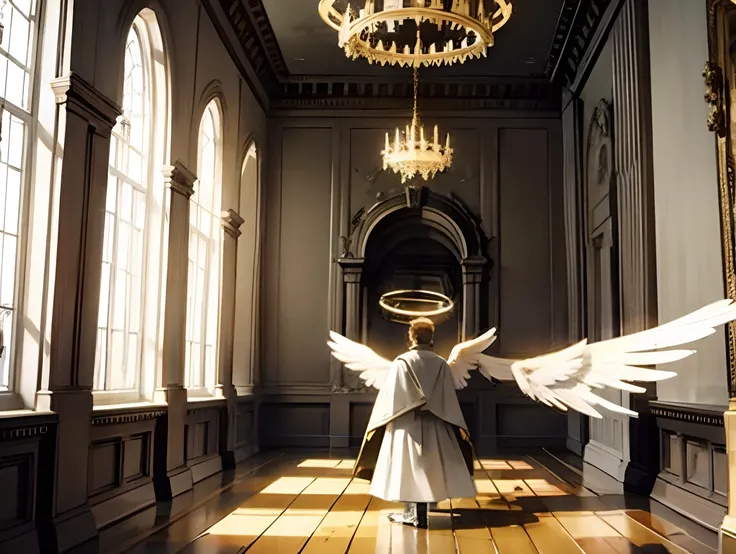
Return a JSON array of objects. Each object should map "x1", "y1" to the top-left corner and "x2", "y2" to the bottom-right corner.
[{"x1": 122, "y1": 452, "x2": 717, "y2": 554}]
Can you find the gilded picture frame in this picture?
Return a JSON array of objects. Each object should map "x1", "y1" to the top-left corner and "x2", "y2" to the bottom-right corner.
[{"x1": 705, "y1": 0, "x2": 736, "y2": 396}]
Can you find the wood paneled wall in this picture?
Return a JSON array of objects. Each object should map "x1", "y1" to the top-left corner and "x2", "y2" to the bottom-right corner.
[{"x1": 261, "y1": 113, "x2": 568, "y2": 451}]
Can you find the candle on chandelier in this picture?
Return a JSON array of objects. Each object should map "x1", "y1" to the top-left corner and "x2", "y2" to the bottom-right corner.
[
  {"x1": 385, "y1": 132, "x2": 390, "y2": 153},
  {"x1": 433, "y1": 125, "x2": 439, "y2": 147},
  {"x1": 395, "y1": 128, "x2": 400, "y2": 149},
  {"x1": 420, "y1": 126, "x2": 426, "y2": 150},
  {"x1": 445, "y1": 132, "x2": 451, "y2": 150}
]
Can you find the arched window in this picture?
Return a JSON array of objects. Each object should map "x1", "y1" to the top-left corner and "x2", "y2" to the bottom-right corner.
[
  {"x1": 186, "y1": 100, "x2": 223, "y2": 392},
  {"x1": 94, "y1": 11, "x2": 168, "y2": 400},
  {"x1": 0, "y1": 0, "x2": 39, "y2": 392}
]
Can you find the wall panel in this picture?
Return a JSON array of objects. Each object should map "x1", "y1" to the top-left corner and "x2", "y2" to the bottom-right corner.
[
  {"x1": 262, "y1": 114, "x2": 566, "y2": 453},
  {"x1": 277, "y1": 128, "x2": 334, "y2": 385},
  {"x1": 498, "y1": 128, "x2": 554, "y2": 356}
]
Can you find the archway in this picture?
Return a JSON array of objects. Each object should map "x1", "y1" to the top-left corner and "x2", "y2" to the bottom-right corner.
[{"x1": 336, "y1": 185, "x2": 489, "y2": 390}]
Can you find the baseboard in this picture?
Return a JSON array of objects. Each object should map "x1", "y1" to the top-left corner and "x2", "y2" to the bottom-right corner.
[
  {"x1": 651, "y1": 476, "x2": 726, "y2": 533},
  {"x1": 90, "y1": 481, "x2": 157, "y2": 529},
  {"x1": 188, "y1": 454, "x2": 222, "y2": 484},
  {"x1": 52, "y1": 504, "x2": 98, "y2": 553},
  {"x1": 168, "y1": 465, "x2": 194, "y2": 498},
  {"x1": 584, "y1": 440, "x2": 627, "y2": 482},
  {"x1": 0, "y1": 524, "x2": 40, "y2": 554},
  {"x1": 721, "y1": 516, "x2": 736, "y2": 554},
  {"x1": 566, "y1": 436, "x2": 584, "y2": 456}
]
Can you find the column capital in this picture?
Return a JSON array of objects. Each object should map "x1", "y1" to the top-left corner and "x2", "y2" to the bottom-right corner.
[
  {"x1": 50, "y1": 72, "x2": 121, "y2": 133},
  {"x1": 221, "y1": 208, "x2": 244, "y2": 239},
  {"x1": 162, "y1": 161, "x2": 196, "y2": 198}
]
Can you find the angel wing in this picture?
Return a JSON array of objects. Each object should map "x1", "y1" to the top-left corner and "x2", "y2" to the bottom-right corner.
[
  {"x1": 469, "y1": 299, "x2": 736, "y2": 418},
  {"x1": 446, "y1": 327, "x2": 500, "y2": 389},
  {"x1": 326, "y1": 331, "x2": 393, "y2": 389}
]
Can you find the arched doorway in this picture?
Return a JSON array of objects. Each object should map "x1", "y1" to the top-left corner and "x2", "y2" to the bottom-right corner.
[{"x1": 335, "y1": 185, "x2": 489, "y2": 390}]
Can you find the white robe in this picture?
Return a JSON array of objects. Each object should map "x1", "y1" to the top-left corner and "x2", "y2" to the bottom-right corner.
[{"x1": 354, "y1": 346, "x2": 477, "y2": 503}]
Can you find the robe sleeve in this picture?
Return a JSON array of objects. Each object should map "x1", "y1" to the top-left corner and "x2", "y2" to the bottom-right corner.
[{"x1": 364, "y1": 358, "x2": 427, "y2": 434}]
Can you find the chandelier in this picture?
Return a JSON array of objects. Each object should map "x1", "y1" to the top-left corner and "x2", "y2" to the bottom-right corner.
[
  {"x1": 383, "y1": 68, "x2": 452, "y2": 183},
  {"x1": 318, "y1": 0, "x2": 513, "y2": 68}
]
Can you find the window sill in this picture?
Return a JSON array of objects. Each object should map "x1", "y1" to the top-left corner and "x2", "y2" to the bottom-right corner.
[
  {"x1": 0, "y1": 391, "x2": 26, "y2": 412},
  {"x1": 92, "y1": 400, "x2": 168, "y2": 414}
]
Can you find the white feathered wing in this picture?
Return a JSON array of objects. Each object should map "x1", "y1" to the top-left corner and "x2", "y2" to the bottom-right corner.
[
  {"x1": 461, "y1": 299, "x2": 736, "y2": 418},
  {"x1": 326, "y1": 331, "x2": 393, "y2": 389}
]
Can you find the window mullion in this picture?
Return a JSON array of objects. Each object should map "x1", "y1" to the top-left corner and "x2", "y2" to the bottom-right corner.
[{"x1": 201, "y1": 219, "x2": 211, "y2": 389}]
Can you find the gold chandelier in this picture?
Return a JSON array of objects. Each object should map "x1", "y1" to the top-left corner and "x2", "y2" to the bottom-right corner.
[
  {"x1": 318, "y1": 0, "x2": 513, "y2": 68},
  {"x1": 383, "y1": 68, "x2": 452, "y2": 183}
]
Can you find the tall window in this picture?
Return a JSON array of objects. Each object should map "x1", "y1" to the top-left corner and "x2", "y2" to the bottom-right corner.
[
  {"x1": 185, "y1": 101, "x2": 223, "y2": 392},
  {"x1": 94, "y1": 13, "x2": 167, "y2": 398},
  {"x1": 0, "y1": 0, "x2": 38, "y2": 391}
]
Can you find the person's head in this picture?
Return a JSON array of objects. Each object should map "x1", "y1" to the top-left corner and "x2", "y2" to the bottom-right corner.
[{"x1": 408, "y1": 317, "x2": 435, "y2": 348}]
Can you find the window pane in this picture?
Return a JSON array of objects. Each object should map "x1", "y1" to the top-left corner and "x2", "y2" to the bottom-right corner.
[
  {"x1": 94, "y1": 21, "x2": 152, "y2": 393},
  {"x1": 185, "y1": 101, "x2": 222, "y2": 389},
  {"x1": 0, "y1": 314, "x2": 12, "y2": 389},
  {"x1": 8, "y1": 7, "x2": 31, "y2": 66}
]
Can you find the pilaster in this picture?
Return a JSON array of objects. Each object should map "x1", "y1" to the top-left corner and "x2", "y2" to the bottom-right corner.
[
  {"x1": 461, "y1": 257, "x2": 485, "y2": 341},
  {"x1": 723, "y1": 402, "x2": 736, "y2": 552},
  {"x1": 41, "y1": 72, "x2": 121, "y2": 552},
  {"x1": 337, "y1": 256, "x2": 364, "y2": 391},
  {"x1": 610, "y1": 0, "x2": 659, "y2": 494},
  {"x1": 218, "y1": 209, "x2": 244, "y2": 467},
  {"x1": 153, "y1": 161, "x2": 196, "y2": 501},
  {"x1": 562, "y1": 95, "x2": 589, "y2": 456}
]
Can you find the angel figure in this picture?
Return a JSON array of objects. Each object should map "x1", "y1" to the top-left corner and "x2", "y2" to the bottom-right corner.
[{"x1": 327, "y1": 299, "x2": 736, "y2": 529}]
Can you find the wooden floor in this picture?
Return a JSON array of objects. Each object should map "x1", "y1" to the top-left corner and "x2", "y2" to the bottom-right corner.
[{"x1": 119, "y1": 452, "x2": 718, "y2": 554}]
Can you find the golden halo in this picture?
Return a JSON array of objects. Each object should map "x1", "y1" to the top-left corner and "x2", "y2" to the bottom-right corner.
[
  {"x1": 379, "y1": 289, "x2": 454, "y2": 318},
  {"x1": 317, "y1": 1, "x2": 513, "y2": 69}
]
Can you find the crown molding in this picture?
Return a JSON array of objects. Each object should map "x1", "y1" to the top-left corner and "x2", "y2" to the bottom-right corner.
[
  {"x1": 203, "y1": 0, "x2": 612, "y2": 112},
  {"x1": 546, "y1": 0, "x2": 623, "y2": 93}
]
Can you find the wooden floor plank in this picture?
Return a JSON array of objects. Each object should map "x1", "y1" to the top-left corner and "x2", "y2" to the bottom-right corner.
[
  {"x1": 200, "y1": 476, "x2": 316, "y2": 552},
  {"x1": 524, "y1": 513, "x2": 585, "y2": 553},
  {"x1": 347, "y1": 497, "x2": 401, "y2": 554},
  {"x1": 301, "y1": 480, "x2": 372, "y2": 554},
  {"x1": 490, "y1": 526, "x2": 538, "y2": 554},
  {"x1": 246, "y1": 477, "x2": 351, "y2": 553},
  {"x1": 154, "y1": 454, "x2": 717, "y2": 554},
  {"x1": 597, "y1": 513, "x2": 690, "y2": 554},
  {"x1": 553, "y1": 512, "x2": 626, "y2": 554},
  {"x1": 451, "y1": 499, "x2": 497, "y2": 554}
]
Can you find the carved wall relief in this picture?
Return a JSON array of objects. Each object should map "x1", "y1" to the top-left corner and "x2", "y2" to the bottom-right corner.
[{"x1": 706, "y1": 0, "x2": 736, "y2": 397}]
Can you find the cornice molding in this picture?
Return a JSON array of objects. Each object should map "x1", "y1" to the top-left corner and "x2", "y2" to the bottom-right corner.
[
  {"x1": 221, "y1": 208, "x2": 245, "y2": 239},
  {"x1": 203, "y1": 0, "x2": 569, "y2": 111},
  {"x1": 546, "y1": 0, "x2": 622, "y2": 92},
  {"x1": 50, "y1": 72, "x2": 122, "y2": 131},
  {"x1": 162, "y1": 160, "x2": 197, "y2": 198},
  {"x1": 650, "y1": 401, "x2": 727, "y2": 428}
]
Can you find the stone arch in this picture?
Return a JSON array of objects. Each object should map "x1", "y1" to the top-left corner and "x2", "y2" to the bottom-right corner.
[
  {"x1": 350, "y1": 186, "x2": 485, "y2": 261},
  {"x1": 335, "y1": 185, "x2": 490, "y2": 391}
]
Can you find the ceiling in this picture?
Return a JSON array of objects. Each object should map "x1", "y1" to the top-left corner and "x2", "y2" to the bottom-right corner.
[{"x1": 260, "y1": 0, "x2": 566, "y2": 77}]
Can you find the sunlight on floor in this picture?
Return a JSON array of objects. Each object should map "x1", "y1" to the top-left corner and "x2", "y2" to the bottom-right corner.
[{"x1": 194, "y1": 457, "x2": 703, "y2": 554}]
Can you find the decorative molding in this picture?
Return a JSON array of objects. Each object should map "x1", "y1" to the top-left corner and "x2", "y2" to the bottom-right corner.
[
  {"x1": 162, "y1": 161, "x2": 197, "y2": 198},
  {"x1": 203, "y1": 0, "x2": 565, "y2": 111},
  {"x1": 650, "y1": 403, "x2": 725, "y2": 427},
  {"x1": 704, "y1": 61, "x2": 726, "y2": 136},
  {"x1": 546, "y1": 0, "x2": 622, "y2": 92},
  {"x1": 91, "y1": 408, "x2": 167, "y2": 426},
  {"x1": 0, "y1": 423, "x2": 50, "y2": 441},
  {"x1": 221, "y1": 208, "x2": 245, "y2": 239},
  {"x1": 50, "y1": 72, "x2": 121, "y2": 131}
]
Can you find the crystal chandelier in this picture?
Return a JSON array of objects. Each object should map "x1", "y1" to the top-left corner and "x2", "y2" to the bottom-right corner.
[
  {"x1": 383, "y1": 68, "x2": 452, "y2": 183},
  {"x1": 318, "y1": 0, "x2": 513, "y2": 68}
]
